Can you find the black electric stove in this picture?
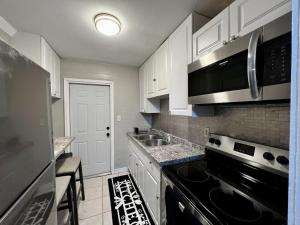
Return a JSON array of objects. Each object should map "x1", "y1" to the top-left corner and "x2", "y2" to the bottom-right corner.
[{"x1": 162, "y1": 135, "x2": 289, "y2": 225}]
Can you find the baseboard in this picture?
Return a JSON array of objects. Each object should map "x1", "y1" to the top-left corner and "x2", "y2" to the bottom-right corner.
[{"x1": 113, "y1": 167, "x2": 128, "y2": 174}]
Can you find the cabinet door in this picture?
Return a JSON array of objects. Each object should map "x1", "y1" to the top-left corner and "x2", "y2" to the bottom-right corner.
[
  {"x1": 144, "y1": 170, "x2": 160, "y2": 224},
  {"x1": 155, "y1": 40, "x2": 169, "y2": 96},
  {"x1": 128, "y1": 148, "x2": 138, "y2": 180},
  {"x1": 139, "y1": 65, "x2": 145, "y2": 113},
  {"x1": 139, "y1": 64, "x2": 160, "y2": 113},
  {"x1": 41, "y1": 38, "x2": 54, "y2": 95},
  {"x1": 193, "y1": 7, "x2": 229, "y2": 61},
  {"x1": 128, "y1": 148, "x2": 134, "y2": 174},
  {"x1": 52, "y1": 52, "x2": 61, "y2": 98},
  {"x1": 146, "y1": 56, "x2": 156, "y2": 98},
  {"x1": 230, "y1": 0, "x2": 292, "y2": 38},
  {"x1": 169, "y1": 15, "x2": 193, "y2": 116},
  {"x1": 136, "y1": 158, "x2": 145, "y2": 196}
]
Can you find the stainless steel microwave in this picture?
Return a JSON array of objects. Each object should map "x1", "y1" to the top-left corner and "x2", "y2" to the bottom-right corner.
[{"x1": 188, "y1": 13, "x2": 291, "y2": 105}]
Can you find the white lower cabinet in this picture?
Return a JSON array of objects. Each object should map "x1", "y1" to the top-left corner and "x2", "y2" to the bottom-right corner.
[
  {"x1": 144, "y1": 169, "x2": 160, "y2": 224},
  {"x1": 128, "y1": 138, "x2": 161, "y2": 225},
  {"x1": 137, "y1": 158, "x2": 145, "y2": 194}
]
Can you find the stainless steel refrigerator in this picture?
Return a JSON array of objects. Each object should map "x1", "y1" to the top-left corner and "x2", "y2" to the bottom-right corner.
[{"x1": 0, "y1": 39, "x2": 57, "y2": 225}]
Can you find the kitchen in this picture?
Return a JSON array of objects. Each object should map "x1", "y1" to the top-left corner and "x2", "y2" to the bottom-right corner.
[{"x1": 0, "y1": 0, "x2": 298, "y2": 225}]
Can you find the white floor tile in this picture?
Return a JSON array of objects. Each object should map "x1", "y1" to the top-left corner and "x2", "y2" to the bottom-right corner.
[
  {"x1": 84, "y1": 177, "x2": 102, "y2": 189},
  {"x1": 102, "y1": 212, "x2": 113, "y2": 225},
  {"x1": 102, "y1": 196, "x2": 111, "y2": 213},
  {"x1": 79, "y1": 214, "x2": 102, "y2": 225},
  {"x1": 118, "y1": 171, "x2": 129, "y2": 176},
  {"x1": 84, "y1": 186, "x2": 102, "y2": 201},
  {"x1": 103, "y1": 184, "x2": 109, "y2": 197},
  {"x1": 78, "y1": 198, "x2": 102, "y2": 220}
]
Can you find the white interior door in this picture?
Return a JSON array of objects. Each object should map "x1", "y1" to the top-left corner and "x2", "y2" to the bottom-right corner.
[{"x1": 70, "y1": 83, "x2": 111, "y2": 177}]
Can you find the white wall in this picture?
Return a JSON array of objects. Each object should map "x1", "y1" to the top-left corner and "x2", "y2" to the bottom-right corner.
[
  {"x1": 0, "y1": 16, "x2": 16, "y2": 45},
  {"x1": 52, "y1": 59, "x2": 151, "y2": 169}
]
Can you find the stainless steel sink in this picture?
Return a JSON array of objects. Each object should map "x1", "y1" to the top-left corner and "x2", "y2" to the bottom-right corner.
[
  {"x1": 144, "y1": 139, "x2": 169, "y2": 147},
  {"x1": 134, "y1": 134, "x2": 162, "y2": 141}
]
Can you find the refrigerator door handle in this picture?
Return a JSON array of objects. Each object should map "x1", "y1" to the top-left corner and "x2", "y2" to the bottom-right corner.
[{"x1": 247, "y1": 30, "x2": 261, "y2": 99}]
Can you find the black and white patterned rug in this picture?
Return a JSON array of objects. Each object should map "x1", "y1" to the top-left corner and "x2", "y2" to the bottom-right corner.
[{"x1": 108, "y1": 175, "x2": 154, "y2": 225}]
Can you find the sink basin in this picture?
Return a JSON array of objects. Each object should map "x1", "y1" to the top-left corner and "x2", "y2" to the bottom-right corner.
[
  {"x1": 144, "y1": 139, "x2": 169, "y2": 147},
  {"x1": 134, "y1": 134, "x2": 162, "y2": 141}
]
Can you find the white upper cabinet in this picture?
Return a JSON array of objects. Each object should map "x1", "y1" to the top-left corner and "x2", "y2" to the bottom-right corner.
[
  {"x1": 139, "y1": 63, "x2": 160, "y2": 113},
  {"x1": 41, "y1": 38, "x2": 61, "y2": 98},
  {"x1": 193, "y1": 8, "x2": 229, "y2": 61},
  {"x1": 145, "y1": 40, "x2": 170, "y2": 99},
  {"x1": 11, "y1": 32, "x2": 61, "y2": 98},
  {"x1": 169, "y1": 16, "x2": 193, "y2": 116},
  {"x1": 169, "y1": 14, "x2": 209, "y2": 116},
  {"x1": 155, "y1": 40, "x2": 169, "y2": 96},
  {"x1": 230, "y1": 0, "x2": 292, "y2": 38},
  {"x1": 146, "y1": 55, "x2": 156, "y2": 98}
]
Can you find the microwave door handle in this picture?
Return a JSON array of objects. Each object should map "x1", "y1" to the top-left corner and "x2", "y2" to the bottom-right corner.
[{"x1": 247, "y1": 30, "x2": 261, "y2": 99}]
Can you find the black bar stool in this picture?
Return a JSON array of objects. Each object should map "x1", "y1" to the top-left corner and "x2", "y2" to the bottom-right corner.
[
  {"x1": 56, "y1": 157, "x2": 85, "y2": 225},
  {"x1": 56, "y1": 176, "x2": 74, "y2": 225}
]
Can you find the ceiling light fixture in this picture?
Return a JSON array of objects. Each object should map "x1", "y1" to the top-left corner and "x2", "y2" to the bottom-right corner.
[{"x1": 94, "y1": 13, "x2": 121, "y2": 36}]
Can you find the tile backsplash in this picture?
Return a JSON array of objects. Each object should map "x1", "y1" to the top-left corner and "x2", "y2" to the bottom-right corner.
[{"x1": 152, "y1": 99, "x2": 290, "y2": 150}]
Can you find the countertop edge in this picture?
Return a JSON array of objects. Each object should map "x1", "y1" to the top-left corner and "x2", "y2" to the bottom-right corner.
[{"x1": 126, "y1": 132, "x2": 204, "y2": 166}]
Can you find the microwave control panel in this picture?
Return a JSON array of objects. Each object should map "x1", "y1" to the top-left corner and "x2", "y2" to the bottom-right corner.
[{"x1": 263, "y1": 32, "x2": 291, "y2": 86}]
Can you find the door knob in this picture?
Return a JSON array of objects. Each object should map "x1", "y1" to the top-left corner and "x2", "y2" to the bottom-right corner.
[
  {"x1": 106, "y1": 133, "x2": 110, "y2": 138},
  {"x1": 106, "y1": 126, "x2": 110, "y2": 130}
]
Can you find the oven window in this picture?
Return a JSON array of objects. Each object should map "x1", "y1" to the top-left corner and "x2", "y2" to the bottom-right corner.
[{"x1": 188, "y1": 51, "x2": 250, "y2": 97}]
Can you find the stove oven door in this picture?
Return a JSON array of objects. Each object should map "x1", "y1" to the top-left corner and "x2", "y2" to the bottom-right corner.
[{"x1": 161, "y1": 174, "x2": 213, "y2": 225}]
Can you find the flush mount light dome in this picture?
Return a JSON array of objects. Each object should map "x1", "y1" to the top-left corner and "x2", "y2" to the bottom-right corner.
[{"x1": 94, "y1": 13, "x2": 121, "y2": 36}]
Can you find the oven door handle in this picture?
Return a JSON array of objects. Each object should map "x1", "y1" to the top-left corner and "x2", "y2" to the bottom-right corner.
[{"x1": 247, "y1": 30, "x2": 261, "y2": 99}]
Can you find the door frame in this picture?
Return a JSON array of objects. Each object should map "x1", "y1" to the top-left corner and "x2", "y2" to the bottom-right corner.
[{"x1": 64, "y1": 78, "x2": 115, "y2": 175}]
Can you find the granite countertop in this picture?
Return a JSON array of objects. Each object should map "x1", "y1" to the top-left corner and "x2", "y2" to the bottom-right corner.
[
  {"x1": 127, "y1": 132, "x2": 204, "y2": 166},
  {"x1": 54, "y1": 136, "x2": 75, "y2": 159}
]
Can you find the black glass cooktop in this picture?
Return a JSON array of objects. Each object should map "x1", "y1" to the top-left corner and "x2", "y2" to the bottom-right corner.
[{"x1": 163, "y1": 150, "x2": 288, "y2": 225}]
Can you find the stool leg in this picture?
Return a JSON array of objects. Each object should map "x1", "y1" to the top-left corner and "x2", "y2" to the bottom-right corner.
[
  {"x1": 78, "y1": 162, "x2": 85, "y2": 201},
  {"x1": 67, "y1": 183, "x2": 75, "y2": 225},
  {"x1": 71, "y1": 175, "x2": 79, "y2": 225}
]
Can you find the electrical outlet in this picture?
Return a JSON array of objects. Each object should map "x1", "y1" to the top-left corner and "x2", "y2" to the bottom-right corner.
[{"x1": 204, "y1": 127, "x2": 210, "y2": 137}]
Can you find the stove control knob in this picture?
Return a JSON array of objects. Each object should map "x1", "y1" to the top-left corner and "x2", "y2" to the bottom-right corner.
[
  {"x1": 214, "y1": 139, "x2": 221, "y2": 146},
  {"x1": 209, "y1": 138, "x2": 215, "y2": 144},
  {"x1": 276, "y1": 156, "x2": 289, "y2": 165},
  {"x1": 263, "y1": 152, "x2": 275, "y2": 161}
]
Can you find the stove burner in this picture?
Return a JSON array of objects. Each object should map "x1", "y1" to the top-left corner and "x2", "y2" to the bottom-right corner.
[
  {"x1": 209, "y1": 187, "x2": 262, "y2": 223},
  {"x1": 177, "y1": 165, "x2": 209, "y2": 183}
]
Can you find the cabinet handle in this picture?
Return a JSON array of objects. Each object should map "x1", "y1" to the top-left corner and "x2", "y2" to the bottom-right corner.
[
  {"x1": 153, "y1": 78, "x2": 156, "y2": 82},
  {"x1": 156, "y1": 196, "x2": 159, "y2": 200},
  {"x1": 149, "y1": 161, "x2": 152, "y2": 164}
]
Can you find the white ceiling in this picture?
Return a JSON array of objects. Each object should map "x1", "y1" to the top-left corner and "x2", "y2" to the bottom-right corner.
[{"x1": 0, "y1": 0, "x2": 232, "y2": 67}]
